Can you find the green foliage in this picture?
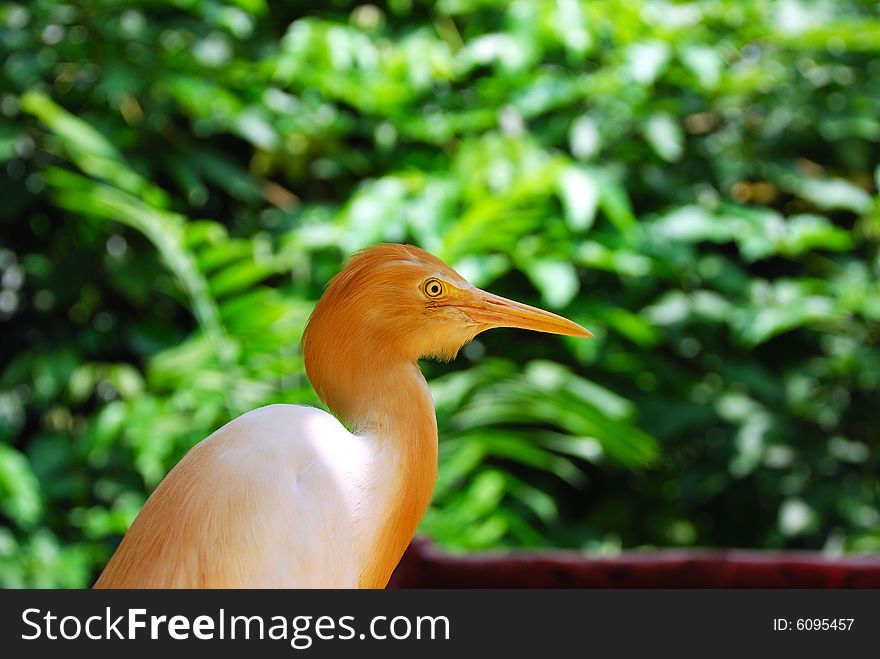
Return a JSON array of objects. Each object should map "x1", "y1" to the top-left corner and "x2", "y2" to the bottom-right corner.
[{"x1": 2, "y1": 0, "x2": 879, "y2": 586}]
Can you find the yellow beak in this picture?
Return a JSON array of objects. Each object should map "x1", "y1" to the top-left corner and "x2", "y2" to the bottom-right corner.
[{"x1": 462, "y1": 289, "x2": 592, "y2": 338}]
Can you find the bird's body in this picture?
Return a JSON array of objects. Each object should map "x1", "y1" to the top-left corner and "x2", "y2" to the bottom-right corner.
[
  {"x1": 94, "y1": 404, "x2": 421, "y2": 587},
  {"x1": 95, "y1": 244, "x2": 588, "y2": 589}
]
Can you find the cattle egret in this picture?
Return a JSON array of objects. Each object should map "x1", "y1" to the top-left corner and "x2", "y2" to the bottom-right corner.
[{"x1": 94, "y1": 244, "x2": 591, "y2": 588}]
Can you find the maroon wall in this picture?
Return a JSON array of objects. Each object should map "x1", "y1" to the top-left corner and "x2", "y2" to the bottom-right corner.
[{"x1": 388, "y1": 540, "x2": 880, "y2": 588}]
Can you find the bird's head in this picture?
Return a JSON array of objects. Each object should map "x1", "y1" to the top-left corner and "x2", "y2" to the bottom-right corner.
[{"x1": 302, "y1": 244, "x2": 590, "y2": 369}]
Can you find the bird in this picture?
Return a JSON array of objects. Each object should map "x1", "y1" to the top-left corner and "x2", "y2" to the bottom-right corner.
[{"x1": 94, "y1": 243, "x2": 591, "y2": 588}]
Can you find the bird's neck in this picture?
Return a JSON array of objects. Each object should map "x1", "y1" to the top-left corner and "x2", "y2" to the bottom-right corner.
[
  {"x1": 303, "y1": 339, "x2": 438, "y2": 588},
  {"x1": 355, "y1": 360, "x2": 438, "y2": 588}
]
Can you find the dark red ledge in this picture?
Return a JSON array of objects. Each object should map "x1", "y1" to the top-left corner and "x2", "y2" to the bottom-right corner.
[{"x1": 388, "y1": 539, "x2": 880, "y2": 588}]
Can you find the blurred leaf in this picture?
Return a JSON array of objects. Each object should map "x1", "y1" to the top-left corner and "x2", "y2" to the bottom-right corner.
[
  {"x1": 524, "y1": 259, "x2": 580, "y2": 309},
  {"x1": 0, "y1": 445, "x2": 42, "y2": 527},
  {"x1": 680, "y1": 45, "x2": 722, "y2": 89},
  {"x1": 779, "y1": 214, "x2": 854, "y2": 256},
  {"x1": 644, "y1": 113, "x2": 684, "y2": 163},
  {"x1": 626, "y1": 41, "x2": 670, "y2": 85},
  {"x1": 557, "y1": 166, "x2": 600, "y2": 231}
]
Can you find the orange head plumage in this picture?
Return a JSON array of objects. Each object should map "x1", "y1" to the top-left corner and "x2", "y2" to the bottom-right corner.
[{"x1": 302, "y1": 244, "x2": 590, "y2": 425}]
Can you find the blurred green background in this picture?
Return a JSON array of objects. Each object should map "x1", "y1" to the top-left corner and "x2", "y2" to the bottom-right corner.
[{"x1": 1, "y1": 0, "x2": 879, "y2": 587}]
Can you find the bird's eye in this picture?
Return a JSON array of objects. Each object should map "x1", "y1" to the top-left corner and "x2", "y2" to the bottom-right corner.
[{"x1": 423, "y1": 278, "x2": 444, "y2": 298}]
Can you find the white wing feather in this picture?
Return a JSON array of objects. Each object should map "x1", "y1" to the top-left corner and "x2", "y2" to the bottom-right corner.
[{"x1": 95, "y1": 404, "x2": 391, "y2": 588}]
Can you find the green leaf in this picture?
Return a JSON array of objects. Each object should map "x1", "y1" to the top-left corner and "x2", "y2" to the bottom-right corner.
[
  {"x1": 20, "y1": 91, "x2": 168, "y2": 207},
  {"x1": 779, "y1": 214, "x2": 854, "y2": 256},
  {"x1": 557, "y1": 166, "x2": 600, "y2": 231},
  {"x1": 625, "y1": 41, "x2": 670, "y2": 85},
  {"x1": 680, "y1": 45, "x2": 722, "y2": 89},
  {"x1": 651, "y1": 205, "x2": 731, "y2": 243},
  {"x1": 569, "y1": 115, "x2": 601, "y2": 161},
  {"x1": 524, "y1": 259, "x2": 579, "y2": 309},
  {"x1": 644, "y1": 113, "x2": 684, "y2": 163},
  {"x1": 784, "y1": 176, "x2": 872, "y2": 214},
  {"x1": 0, "y1": 445, "x2": 42, "y2": 527}
]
